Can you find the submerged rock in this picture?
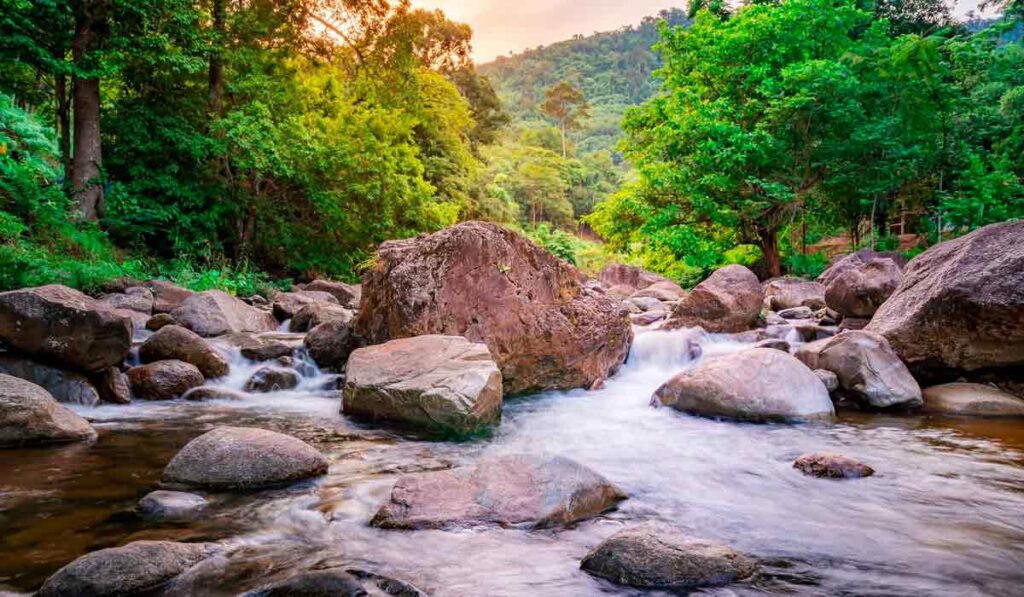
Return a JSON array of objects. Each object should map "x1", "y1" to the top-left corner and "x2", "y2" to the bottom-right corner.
[
  {"x1": 921, "y1": 383, "x2": 1024, "y2": 417},
  {"x1": 128, "y1": 360, "x2": 204, "y2": 401},
  {"x1": 37, "y1": 540, "x2": 220, "y2": 597},
  {"x1": 0, "y1": 284, "x2": 132, "y2": 373},
  {"x1": 664, "y1": 265, "x2": 762, "y2": 333},
  {"x1": 0, "y1": 354, "x2": 101, "y2": 406},
  {"x1": 580, "y1": 524, "x2": 759, "y2": 590},
  {"x1": 139, "y1": 325, "x2": 230, "y2": 379},
  {"x1": 182, "y1": 387, "x2": 248, "y2": 402},
  {"x1": 162, "y1": 426, "x2": 328, "y2": 490},
  {"x1": 0, "y1": 374, "x2": 96, "y2": 447},
  {"x1": 794, "y1": 331, "x2": 922, "y2": 409},
  {"x1": 653, "y1": 349, "x2": 834, "y2": 422},
  {"x1": 793, "y1": 453, "x2": 875, "y2": 479},
  {"x1": 135, "y1": 490, "x2": 208, "y2": 521},
  {"x1": 371, "y1": 453, "x2": 625, "y2": 530},
  {"x1": 171, "y1": 290, "x2": 278, "y2": 337},
  {"x1": 354, "y1": 221, "x2": 631, "y2": 394},
  {"x1": 866, "y1": 222, "x2": 1024, "y2": 383},
  {"x1": 241, "y1": 569, "x2": 367, "y2": 597},
  {"x1": 343, "y1": 335, "x2": 502, "y2": 436},
  {"x1": 244, "y1": 366, "x2": 300, "y2": 393}
]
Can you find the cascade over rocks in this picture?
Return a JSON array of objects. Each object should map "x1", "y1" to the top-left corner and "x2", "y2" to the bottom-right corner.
[
  {"x1": 303, "y1": 279, "x2": 362, "y2": 310},
  {"x1": 139, "y1": 325, "x2": 230, "y2": 379},
  {"x1": 171, "y1": 290, "x2": 278, "y2": 337},
  {"x1": 763, "y1": 278, "x2": 827, "y2": 311},
  {"x1": 794, "y1": 331, "x2": 922, "y2": 409},
  {"x1": 0, "y1": 354, "x2": 101, "y2": 405},
  {"x1": 128, "y1": 360, "x2": 205, "y2": 401},
  {"x1": 921, "y1": 383, "x2": 1024, "y2": 417},
  {"x1": 653, "y1": 349, "x2": 835, "y2": 422},
  {"x1": 819, "y1": 251, "x2": 903, "y2": 318},
  {"x1": 304, "y1": 320, "x2": 358, "y2": 371},
  {"x1": 0, "y1": 284, "x2": 132, "y2": 373},
  {"x1": 354, "y1": 222, "x2": 631, "y2": 394},
  {"x1": 866, "y1": 222, "x2": 1024, "y2": 384},
  {"x1": 162, "y1": 426, "x2": 328, "y2": 490},
  {"x1": 663, "y1": 265, "x2": 762, "y2": 333},
  {"x1": 343, "y1": 335, "x2": 502, "y2": 436},
  {"x1": 0, "y1": 374, "x2": 96, "y2": 447},
  {"x1": 219, "y1": 333, "x2": 297, "y2": 362},
  {"x1": 371, "y1": 453, "x2": 626, "y2": 530},
  {"x1": 580, "y1": 523, "x2": 759, "y2": 590},
  {"x1": 37, "y1": 540, "x2": 221, "y2": 597}
]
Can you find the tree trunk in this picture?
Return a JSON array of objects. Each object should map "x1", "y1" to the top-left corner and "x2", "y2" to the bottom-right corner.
[
  {"x1": 71, "y1": 1, "x2": 106, "y2": 221},
  {"x1": 208, "y1": 0, "x2": 225, "y2": 115},
  {"x1": 759, "y1": 227, "x2": 782, "y2": 278},
  {"x1": 55, "y1": 73, "x2": 72, "y2": 182}
]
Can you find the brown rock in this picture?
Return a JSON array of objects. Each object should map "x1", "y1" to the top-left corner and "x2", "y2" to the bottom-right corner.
[
  {"x1": 139, "y1": 325, "x2": 230, "y2": 379},
  {"x1": 0, "y1": 285, "x2": 132, "y2": 373},
  {"x1": 866, "y1": 222, "x2": 1024, "y2": 383},
  {"x1": 763, "y1": 278, "x2": 827, "y2": 311},
  {"x1": 664, "y1": 265, "x2": 762, "y2": 333},
  {"x1": 921, "y1": 383, "x2": 1024, "y2": 417},
  {"x1": 794, "y1": 452, "x2": 874, "y2": 479},
  {"x1": 598, "y1": 264, "x2": 668, "y2": 290},
  {"x1": 631, "y1": 280, "x2": 687, "y2": 302},
  {"x1": 97, "y1": 366, "x2": 131, "y2": 404},
  {"x1": 171, "y1": 290, "x2": 279, "y2": 337},
  {"x1": 289, "y1": 302, "x2": 354, "y2": 333},
  {"x1": 98, "y1": 286, "x2": 154, "y2": 314},
  {"x1": 354, "y1": 222, "x2": 632, "y2": 394},
  {"x1": 304, "y1": 279, "x2": 362, "y2": 310},
  {"x1": 271, "y1": 290, "x2": 339, "y2": 320},
  {"x1": 0, "y1": 374, "x2": 96, "y2": 447},
  {"x1": 146, "y1": 312, "x2": 178, "y2": 331},
  {"x1": 244, "y1": 366, "x2": 300, "y2": 393},
  {"x1": 371, "y1": 454, "x2": 625, "y2": 530},
  {"x1": 820, "y1": 252, "x2": 903, "y2": 318},
  {"x1": 147, "y1": 280, "x2": 195, "y2": 313},
  {"x1": 128, "y1": 360, "x2": 204, "y2": 401},
  {"x1": 304, "y1": 320, "x2": 358, "y2": 371}
]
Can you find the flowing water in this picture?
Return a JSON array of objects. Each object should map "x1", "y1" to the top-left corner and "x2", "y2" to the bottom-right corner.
[{"x1": 1, "y1": 327, "x2": 1023, "y2": 596}]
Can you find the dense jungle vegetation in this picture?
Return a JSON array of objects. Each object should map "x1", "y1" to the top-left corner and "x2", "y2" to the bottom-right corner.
[{"x1": 0, "y1": 0, "x2": 1021, "y2": 292}]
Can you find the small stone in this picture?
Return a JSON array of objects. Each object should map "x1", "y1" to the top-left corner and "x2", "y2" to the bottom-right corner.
[
  {"x1": 814, "y1": 369, "x2": 840, "y2": 393},
  {"x1": 245, "y1": 367, "x2": 300, "y2": 393},
  {"x1": 135, "y1": 490, "x2": 208, "y2": 521},
  {"x1": 97, "y1": 366, "x2": 131, "y2": 404},
  {"x1": 146, "y1": 313, "x2": 178, "y2": 331},
  {"x1": 794, "y1": 452, "x2": 874, "y2": 479},
  {"x1": 778, "y1": 306, "x2": 815, "y2": 320}
]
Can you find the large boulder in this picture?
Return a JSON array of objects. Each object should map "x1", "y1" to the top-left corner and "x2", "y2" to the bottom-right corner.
[
  {"x1": 271, "y1": 290, "x2": 339, "y2": 321},
  {"x1": 630, "y1": 280, "x2": 687, "y2": 302},
  {"x1": 866, "y1": 222, "x2": 1024, "y2": 383},
  {"x1": 794, "y1": 331, "x2": 922, "y2": 409},
  {"x1": 139, "y1": 325, "x2": 230, "y2": 379},
  {"x1": 763, "y1": 278, "x2": 826, "y2": 311},
  {"x1": 371, "y1": 453, "x2": 625, "y2": 530},
  {"x1": 354, "y1": 222, "x2": 631, "y2": 394},
  {"x1": 580, "y1": 524, "x2": 759, "y2": 591},
  {"x1": 0, "y1": 354, "x2": 100, "y2": 405},
  {"x1": 162, "y1": 426, "x2": 328, "y2": 490},
  {"x1": 820, "y1": 251, "x2": 903, "y2": 318},
  {"x1": 663, "y1": 265, "x2": 762, "y2": 333},
  {"x1": 303, "y1": 279, "x2": 362, "y2": 310},
  {"x1": 0, "y1": 374, "x2": 96, "y2": 447},
  {"x1": 128, "y1": 360, "x2": 204, "y2": 401},
  {"x1": 343, "y1": 335, "x2": 502, "y2": 436},
  {"x1": 147, "y1": 280, "x2": 195, "y2": 313},
  {"x1": 653, "y1": 349, "x2": 835, "y2": 422},
  {"x1": 303, "y1": 320, "x2": 358, "y2": 371},
  {"x1": 921, "y1": 383, "x2": 1024, "y2": 417},
  {"x1": 37, "y1": 540, "x2": 220, "y2": 597},
  {"x1": 98, "y1": 286, "x2": 154, "y2": 314},
  {"x1": 598, "y1": 264, "x2": 668, "y2": 290},
  {"x1": 171, "y1": 291, "x2": 279, "y2": 337},
  {"x1": 289, "y1": 302, "x2": 354, "y2": 333},
  {"x1": 0, "y1": 285, "x2": 132, "y2": 373}
]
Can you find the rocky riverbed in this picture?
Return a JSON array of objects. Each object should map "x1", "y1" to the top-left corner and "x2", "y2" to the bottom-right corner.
[{"x1": 0, "y1": 221, "x2": 1022, "y2": 596}]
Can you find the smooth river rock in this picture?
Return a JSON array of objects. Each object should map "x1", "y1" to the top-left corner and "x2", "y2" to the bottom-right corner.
[
  {"x1": 821, "y1": 252, "x2": 903, "y2": 318},
  {"x1": 664, "y1": 265, "x2": 762, "y2": 333},
  {"x1": 98, "y1": 286, "x2": 154, "y2": 314},
  {"x1": 241, "y1": 570, "x2": 368, "y2": 597},
  {"x1": 244, "y1": 366, "x2": 300, "y2": 393},
  {"x1": 162, "y1": 426, "x2": 328, "y2": 490},
  {"x1": 271, "y1": 290, "x2": 339, "y2": 320},
  {"x1": 343, "y1": 335, "x2": 503, "y2": 436},
  {"x1": 147, "y1": 280, "x2": 195, "y2": 313},
  {"x1": 0, "y1": 354, "x2": 101, "y2": 405},
  {"x1": 139, "y1": 325, "x2": 230, "y2": 379},
  {"x1": 867, "y1": 221, "x2": 1024, "y2": 383},
  {"x1": 303, "y1": 320, "x2": 358, "y2": 371},
  {"x1": 135, "y1": 490, "x2": 208, "y2": 521},
  {"x1": 37, "y1": 540, "x2": 220, "y2": 597},
  {"x1": 354, "y1": 221, "x2": 632, "y2": 395},
  {"x1": 652, "y1": 349, "x2": 835, "y2": 422},
  {"x1": 793, "y1": 452, "x2": 875, "y2": 479},
  {"x1": 0, "y1": 284, "x2": 132, "y2": 373},
  {"x1": 303, "y1": 279, "x2": 362, "y2": 310},
  {"x1": 289, "y1": 302, "x2": 353, "y2": 333},
  {"x1": 128, "y1": 360, "x2": 205, "y2": 401},
  {"x1": 921, "y1": 383, "x2": 1024, "y2": 417},
  {"x1": 581, "y1": 524, "x2": 759, "y2": 590},
  {"x1": 794, "y1": 331, "x2": 922, "y2": 409},
  {"x1": 371, "y1": 454, "x2": 626, "y2": 530},
  {"x1": 0, "y1": 374, "x2": 96, "y2": 447},
  {"x1": 171, "y1": 290, "x2": 278, "y2": 337}
]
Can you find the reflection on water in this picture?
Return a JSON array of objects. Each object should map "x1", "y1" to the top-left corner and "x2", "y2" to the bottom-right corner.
[{"x1": 1, "y1": 327, "x2": 1022, "y2": 595}]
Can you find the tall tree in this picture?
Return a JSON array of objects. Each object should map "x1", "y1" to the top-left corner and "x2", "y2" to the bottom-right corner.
[
  {"x1": 540, "y1": 81, "x2": 589, "y2": 157},
  {"x1": 71, "y1": 0, "x2": 109, "y2": 220}
]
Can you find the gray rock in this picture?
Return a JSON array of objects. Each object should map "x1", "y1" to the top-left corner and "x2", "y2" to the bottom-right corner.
[
  {"x1": 625, "y1": 296, "x2": 666, "y2": 313},
  {"x1": 0, "y1": 374, "x2": 96, "y2": 447},
  {"x1": 304, "y1": 320, "x2": 357, "y2": 371},
  {"x1": 0, "y1": 284, "x2": 132, "y2": 373},
  {"x1": 289, "y1": 303, "x2": 354, "y2": 333},
  {"x1": 241, "y1": 569, "x2": 367, "y2": 597},
  {"x1": 921, "y1": 383, "x2": 1024, "y2": 417},
  {"x1": 778, "y1": 306, "x2": 815, "y2": 320},
  {"x1": 171, "y1": 291, "x2": 278, "y2": 337},
  {"x1": 763, "y1": 278, "x2": 827, "y2": 311},
  {"x1": 344, "y1": 335, "x2": 502, "y2": 436},
  {"x1": 664, "y1": 265, "x2": 762, "y2": 333},
  {"x1": 372, "y1": 453, "x2": 625, "y2": 530},
  {"x1": 0, "y1": 354, "x2": 100, "y2": 405},
  {"x1": 37, "y1": 540, "x2": 220, "y2": 597},
  {"x1": 98, "y1": 286, "x2": 154, "y2": 314},
  {"x1": 182, "y1": 387, "x2": 249, "y2": 402},
  {"x1": 128, "y1": 360, "x2": 204, "y2": 401},
  {"x1": 821, "y1": 253, "x2": 903, "y2": 318},
  {"x1": 135, "y1": 490, "x2": 208, "y2": 521},
  {"x1": 630, "y1": 280, "x2": 687, "y2": 302},
  {"x1": 794, "y1": 452, "x2": 874, "y2": 479},
  {"x1": 754, "y1": 338, "x2": 790, "y2": 352},
  {"x1": 271, "y1": 290, "x2": 339, "y2": 320},
  {"x1": 653, "y1": 349, "x2": 834, "y2": 422},
  {"x1": 814, "y1": 369, "x2": 840, "y2": 393},
  {"x1": 245, "y1": 367, "x2": 300, "y2": 393},
  {"x1": 162, "y1": 426, "x2": 328, "y2": 490},
  {"x1": 139, "y1": 325, "x2": 230, "y2": 379},
  {"x1": 147, "y1": 280, "x2": 195, "y2": 313},
  {"x1": 794, "y1": 331, "x2": 922, "y2": 409},
  {"x1": 303, "y1": 280, "x2": 362, "y2": 310},
  {"x1": 581, "y1": 523, "x2": 759, "y2": 590}
]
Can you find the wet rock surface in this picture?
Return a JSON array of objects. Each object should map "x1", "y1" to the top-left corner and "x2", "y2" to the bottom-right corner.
[
  {"x1": 304, "y1": 320, "x2": 358, "y2": 371},
  {"x1": 921, "y1": 383, "x2": 1024, "y2": 417},
  {"x1": 135, "y1": 490, "x2": 208, "y2": 521},
  {"x1": 128, "y1": 360, "x2": 205, "y2": 401},
  {"x1": 794, "y1": 452, "x2": 875, "y2": 479},
  {"x1": 139, "y1": 325, "x2": 230, "y2": 379},
  {"x1": 372, "y1": 453, "x2": 626, "y2": 530},
  {"x1": 0, "y1": 373, "x2": 96, "y2": 447},
  {"x1": 0, "y1": 354, "x2": 101, "y2": 406},
  {"x1": 245, "y1": 366, "x2": 301, "y2": 393}
]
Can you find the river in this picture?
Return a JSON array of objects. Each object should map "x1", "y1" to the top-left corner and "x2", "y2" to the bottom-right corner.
[{"x1": 1, "y1": 327, "x2": 1022, "y2": 596}]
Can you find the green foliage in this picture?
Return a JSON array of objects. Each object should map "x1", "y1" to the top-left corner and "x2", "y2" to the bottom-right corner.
[
  {"x1": 525, "y1": 223, "x2": 579, "y2": 264},
  {"x1": 784, "y1": 252, "x2": 830, "y2": 279}
]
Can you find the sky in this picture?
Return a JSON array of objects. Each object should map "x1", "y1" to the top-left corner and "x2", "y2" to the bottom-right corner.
[{"x1": 412, "y1": 1, "x2": 988, "y2": 63}]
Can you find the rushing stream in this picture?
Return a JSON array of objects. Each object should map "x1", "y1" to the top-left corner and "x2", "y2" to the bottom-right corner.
[{"x1": 1, "y1": 326, "x2": 1023, "y2": 596}]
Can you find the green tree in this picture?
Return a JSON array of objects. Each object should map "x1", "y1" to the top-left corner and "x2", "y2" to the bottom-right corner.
[{"x1": 540, "y1": 81, "x2": 589, "y2": 157}]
